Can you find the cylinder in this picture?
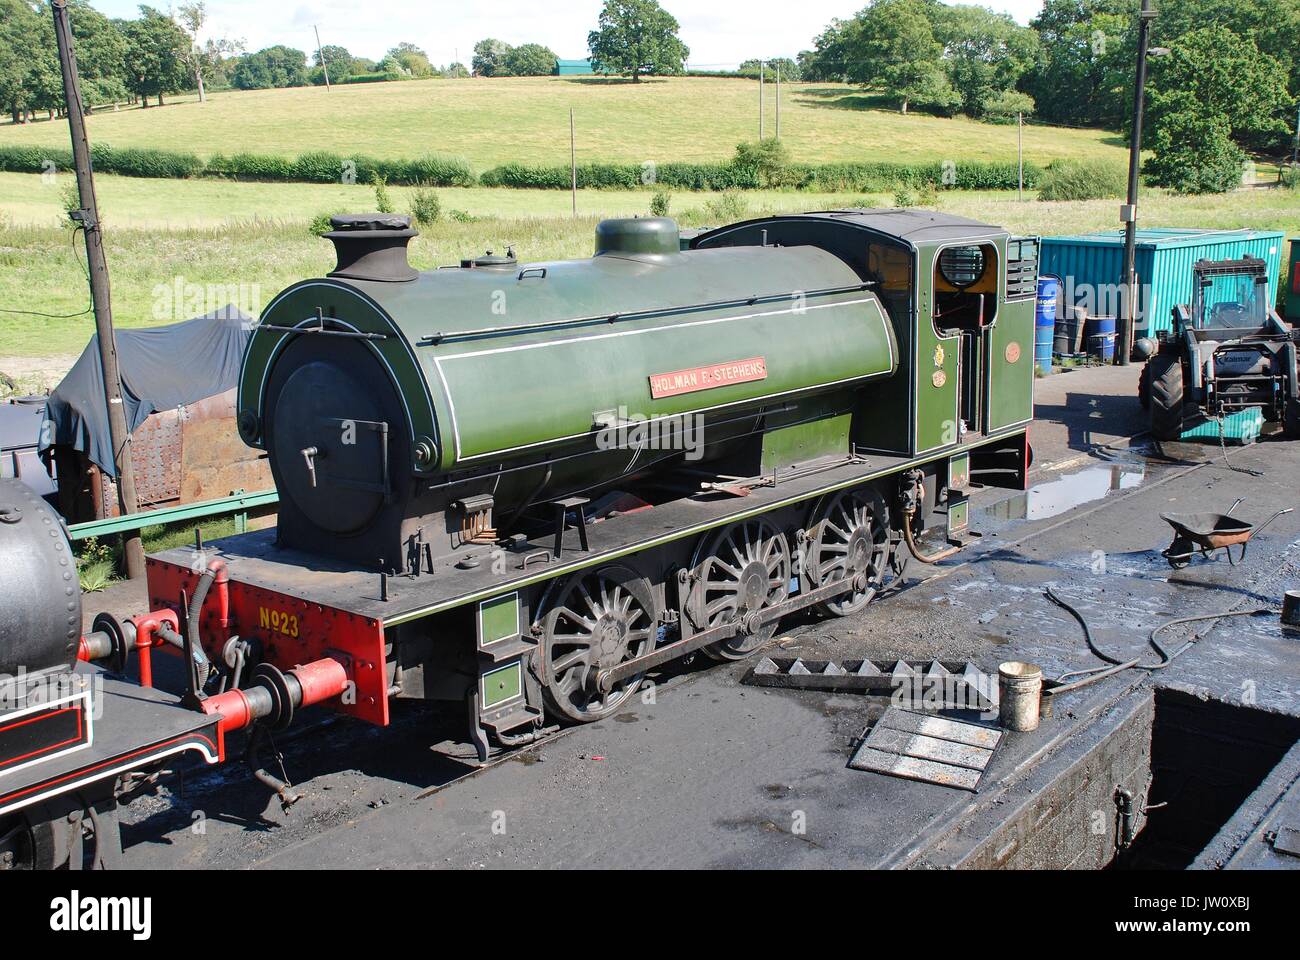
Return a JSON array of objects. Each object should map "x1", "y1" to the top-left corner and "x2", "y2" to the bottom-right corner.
[
  {"x1": 0, "y1": 479, "x2": 81, "y2": 678},
  {"x1": 1054, "y1": 305, "x2": 1085, "y2": 358},
  {"x1": 1282, "y1": 590, "x2": 1300, "y2": 629},
  {"x1": 1035, "y1": 276, "x2": 1059, "y2": 374},
  {"x1": 1086, "y1": 315, "x2": 1117, "y2": 362},
  {"x1": 998, "y1": 661, "x2": 1043, "y2": 732}
]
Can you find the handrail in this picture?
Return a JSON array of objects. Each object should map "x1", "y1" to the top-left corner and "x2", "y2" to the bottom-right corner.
[
  {"x1": 68, "y1": 488, "x2": 278, "y2": 540},
  {"x1": 417, "y1": 282, "x2": 877, "y2": 346}
]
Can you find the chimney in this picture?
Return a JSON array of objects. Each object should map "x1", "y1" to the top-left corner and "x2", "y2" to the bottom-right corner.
[{"x1": 324, "y1": 213, "x2": 419, "y2": 282}]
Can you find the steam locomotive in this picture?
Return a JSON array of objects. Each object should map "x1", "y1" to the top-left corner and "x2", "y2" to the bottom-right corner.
[{"x1": 0, "y1": 209, "x2": 1037, "y2": 867}]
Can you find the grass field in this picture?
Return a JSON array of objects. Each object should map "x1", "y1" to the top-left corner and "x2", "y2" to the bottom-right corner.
[
  {"x1": 2, "y1": 169, "x2": 1295, "y2": 380},
  {"x1": 0, "y1": 76, "x2": 1127, "y2": 170},
  {"x1": 0, "y1": 171, "x2": 869, "y2": 228}
]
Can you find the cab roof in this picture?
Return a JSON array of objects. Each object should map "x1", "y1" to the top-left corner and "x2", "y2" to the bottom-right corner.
[{"x1": 792, "y1": 209, "x2": 1007, "y2": 245}]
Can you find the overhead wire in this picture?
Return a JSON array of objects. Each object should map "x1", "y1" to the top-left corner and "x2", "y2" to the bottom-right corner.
[{"x1": 0, "y1": 223, "x2": 94, "y2": 319}]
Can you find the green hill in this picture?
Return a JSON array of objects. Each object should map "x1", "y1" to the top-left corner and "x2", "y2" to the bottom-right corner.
[{"x1": 0, "y1": 76, "x2": 1125, "y2": 171}]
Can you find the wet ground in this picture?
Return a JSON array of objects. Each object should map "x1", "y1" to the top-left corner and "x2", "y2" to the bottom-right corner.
[{"x1": 100, "y1": 365, "x2": 1300, "y2": 869}]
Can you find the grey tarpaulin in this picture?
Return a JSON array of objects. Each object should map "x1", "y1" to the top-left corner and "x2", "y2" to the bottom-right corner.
[{"x1": 42, "y1": 308, "x2": 253, "y2": 477}]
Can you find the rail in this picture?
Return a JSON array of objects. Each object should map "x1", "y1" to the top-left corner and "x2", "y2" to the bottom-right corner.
[{"x1": 67, "y1": 488, "x2": 279, "y2": 541}]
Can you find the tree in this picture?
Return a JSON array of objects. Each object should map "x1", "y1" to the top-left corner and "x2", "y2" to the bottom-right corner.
[
  {"x1": 472, "y1": 38, "x2": 513, "y2": 77},
  {"x1": 798, "y1": 20, "x2": 852, "y2": 82},
  {"x1": 0, "y1": 0, "x2": 131, "y2": 121},
  {"x1": 313, "y1": 44, "x2": 350, "y2": 69},
  {"x1": 504, "y1": 43, "x2": 558, "y2": 77},
  {"x1": 230, "y1": 45, "x2": 307, "y2": 90},
  {"x1": 588, "y1": 0, "x2": 689, "y2": 82},
  {"x1": 739, "y1": 58, "x2": 801, "y2": 82},
  {"x1": 931, "y1": 5, "x2": 1039, "y2": 118},
  {"x1": 1143, "y1": 25, "x2": 1292, "y2": 187},
  {"x1": 175, "y1": 2, "x2": 241, "y2": 103},
  {"x1": 842, "y1": 0, "x2": 958, "y2": 114},
  {"x1": 310, "y1": 44, "x2": 356, "y2": 85},
  {"x1": 118, "y1": 6, "x2": 190, "y2": 107},
  {"x1": 443, "y1": 61, "x2": 470, "y2": 79},
  {"x1": 1144, "y1": 92, "x2": 1245, "y2": 194},
  {"x1": 1152, "y1": 0, "x2": 1300, "y2": 102},
  {"x1": 1025, "y1": 0, "x2": 1133, "y2": 127},
  {"x1": 386, "y1": 42, "x2": 433, "y2": 77},
  {"x1": 0, "y1": 0, "x2": 40, "y2": 123}
]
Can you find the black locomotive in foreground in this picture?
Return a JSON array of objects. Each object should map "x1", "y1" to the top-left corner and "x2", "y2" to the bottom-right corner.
[{"x1": 0, "y1": 210, "x2": 1037, "y2": 868}]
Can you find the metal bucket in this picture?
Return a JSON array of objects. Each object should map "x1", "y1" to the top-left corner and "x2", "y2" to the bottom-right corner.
[
  {"x1": 998, "y1": 661, "x2": 1043, "y2": 732},
  {"x1": 1282, "y1": 590, "x2": 1300, "y2": 629}
]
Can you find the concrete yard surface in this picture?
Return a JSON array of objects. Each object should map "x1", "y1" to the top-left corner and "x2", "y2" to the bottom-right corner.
[{"x1": 99, "y1": 362, "x2": 1300, "y2": 869}]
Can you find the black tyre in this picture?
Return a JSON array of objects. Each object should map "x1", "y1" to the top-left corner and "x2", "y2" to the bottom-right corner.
[
  {"x1": 0, "y1": 811, "x2": 61, "y2": 870},
  {"x1": 1283, "y1": 344, "x2": 1300, "y2": 439},
  {"x1": 1137, "y1": 361, "x2": 1151, "y2": 410},
  {"x1": 1148, "y1": 353, "x2": 1185, "y2": 441},
  {"x1": 1286, "y1": 399, "x2": 1300, "y2": 440}
]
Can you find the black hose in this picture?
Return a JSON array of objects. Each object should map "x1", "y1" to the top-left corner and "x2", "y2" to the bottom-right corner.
[
  {"x1": 1046, "y1": 587, "x2": 1277, "y2": 678},
  {"x1": 185, "y1": 570, "x2": 215, "y2": 687},
  {"x1": 1045, "y1": 587, "x2": 1125, "y2": 666}
]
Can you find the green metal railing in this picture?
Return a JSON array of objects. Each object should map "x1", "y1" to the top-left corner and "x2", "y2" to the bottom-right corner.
[{"x1": 67, "y1": 488, "x2": 278, "y2": 541}]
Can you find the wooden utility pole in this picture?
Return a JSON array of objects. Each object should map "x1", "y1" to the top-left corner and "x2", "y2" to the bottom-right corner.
[
  {"x1": 570, "y1": 108, "x2": 577, "y2": 217},
  {"x1": 51, "y1": 0, "x2": 145, "y2": 579},
  {"x1": 1017, "y1": 112, "x2": 1023, "y2": 201},
  {"x1": 314, "y1": 25, "x2": 330, "y2": 91},
  {"x1": 775, "y1": 61, "x2": 781, "y2": 139},
  {"x1": 759, "y1": 61, "x2": 765, "y2": 139}
]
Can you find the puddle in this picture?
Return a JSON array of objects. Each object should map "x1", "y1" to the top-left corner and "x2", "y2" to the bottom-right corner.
[{"x1": 982, "y1": 464, "x2": 1146, "y2": 524}]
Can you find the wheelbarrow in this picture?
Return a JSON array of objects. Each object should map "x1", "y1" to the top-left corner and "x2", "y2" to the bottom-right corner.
[{"x1": 1160, "y1": 498, "x2": 1293, "y2": 568}]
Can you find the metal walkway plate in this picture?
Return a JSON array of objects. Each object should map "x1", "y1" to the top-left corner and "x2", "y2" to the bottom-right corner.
[{"x1": 848, "y1": 707, "x2": 1003, "y2": 792}]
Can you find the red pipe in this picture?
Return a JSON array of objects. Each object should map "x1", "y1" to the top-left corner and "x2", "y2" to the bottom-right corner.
[
  {"x1": 200, "y1": 657, "x2": 349, "y2": 734},
  {"x1": 206, "y1": 558, "x2": 230, "y2": 636},
  {"x1": 292, "y1": 658, "x2": 350, "y2": 707},
  {"x1": 127, "y1": 610, "x2": 179, "y2": 689},
  {"x1": 201, "y1": 688, "x2": 253, "y2": 735}
]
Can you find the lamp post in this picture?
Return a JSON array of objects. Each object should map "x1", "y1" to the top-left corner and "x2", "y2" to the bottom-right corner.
[{"x1": 1118, "y1": 0, "x2": 1160, "y2": 366}]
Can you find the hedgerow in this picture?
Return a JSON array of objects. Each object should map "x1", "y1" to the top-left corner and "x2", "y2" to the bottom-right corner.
[{"x1": 0, "y1": 143, "x2": 1041, "y2": 192}]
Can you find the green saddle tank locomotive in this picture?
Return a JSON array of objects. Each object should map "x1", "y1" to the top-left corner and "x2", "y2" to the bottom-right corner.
[{"x1": 0, "y1": 209, "x2": 1037, "y2": 864}]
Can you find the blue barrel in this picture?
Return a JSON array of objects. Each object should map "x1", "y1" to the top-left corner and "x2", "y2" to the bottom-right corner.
[
  {"x1": 1086, "y1": 315, "x2": 1117, "y2": 362},
  {"x1": 1035, "y1": 276, "x2": 1060, "y2": 374}
]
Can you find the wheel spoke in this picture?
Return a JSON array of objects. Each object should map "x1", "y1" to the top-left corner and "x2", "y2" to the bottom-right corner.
[
  {"x1": 555, "y1": 606, "x2": 595, "y2": 630},
  {"x1": 713, "y1": 558, "x2": 742, "y2": 578},
  {"x1": 577, "y1": 581, "x2": 602, "y2": 619},
  {"x1": 552, "y1": 649, "x2": 591, "y2": 673},
  {"x1": 540, "y1": 566, "x2": 659, "y2": 721},
  {"x1": 706, "y1": 595, "x2": 738, "y2": 618}
]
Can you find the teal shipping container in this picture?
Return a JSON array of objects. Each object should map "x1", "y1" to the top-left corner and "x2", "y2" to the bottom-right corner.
[
  {"x1": 555, "y1": 59, "x2": 596, "y2": 76},
  {"x1": 1040, "y1": 228, "x2": 1285, "y2": 337}
]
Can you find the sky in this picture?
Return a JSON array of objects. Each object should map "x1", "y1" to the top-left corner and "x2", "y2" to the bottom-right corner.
[{"x1": 86, "y1": 0, "x2": 1048, "y2": 69}]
